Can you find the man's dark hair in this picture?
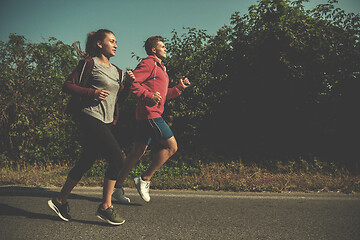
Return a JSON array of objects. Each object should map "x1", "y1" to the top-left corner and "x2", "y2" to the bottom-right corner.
[{"x1": 144, "y1": 36, "x2": 164, "y2": 55}]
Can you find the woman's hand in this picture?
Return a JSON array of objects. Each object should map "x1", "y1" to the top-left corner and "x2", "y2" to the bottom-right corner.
[{"x1": 94, "y1": 89, "x2": 110, "y2": 101}]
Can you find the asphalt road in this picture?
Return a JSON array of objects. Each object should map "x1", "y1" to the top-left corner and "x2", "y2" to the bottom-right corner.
[{"x1": 0, "y1": 186, "x2": 359, "y2": 240}]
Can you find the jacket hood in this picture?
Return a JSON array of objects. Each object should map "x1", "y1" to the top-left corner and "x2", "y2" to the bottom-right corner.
[{"x1": 143, "y1": 55, "x2": 166, "y2": 70}]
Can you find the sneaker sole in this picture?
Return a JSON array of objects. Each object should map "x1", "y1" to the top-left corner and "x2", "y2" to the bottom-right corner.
[
  {"x1": 96, "y1": 213, "x2": 125, "y2": 226},
  {"x1": 48, "y1": 200, "x2": 70, "y2": 222},
  {"x1": 112, "y1": 196, "x2": 131, "y2": 204},
  {"x1": 134, "y1": 176, "x2": 150, "y2": 203},
  {"x1": 112, "y1": 192, "x2": 131, "y2": 204}
]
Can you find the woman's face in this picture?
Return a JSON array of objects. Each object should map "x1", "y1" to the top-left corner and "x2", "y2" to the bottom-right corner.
[{"x1": 98, "y1": 33, "x2": 117, "y2": 58}]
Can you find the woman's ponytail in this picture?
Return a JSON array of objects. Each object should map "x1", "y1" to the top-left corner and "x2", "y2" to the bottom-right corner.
[{"x1": 73, "y1": 29, "x2": 114, "y2": 59}]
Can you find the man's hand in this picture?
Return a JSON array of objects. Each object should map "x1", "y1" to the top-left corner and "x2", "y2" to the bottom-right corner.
[
  {"x1": 94, "y1": 89, "x2": 110, "y2": 101},
  {"x1": 124, "y1": 70, "x2": 135, "y2": 85},
  {"x1": 180, "y1": 76, "x2": 190, "y2": 88},
  {"x1": 151, "y1": 92, "x2": 162, "y2": 104}
]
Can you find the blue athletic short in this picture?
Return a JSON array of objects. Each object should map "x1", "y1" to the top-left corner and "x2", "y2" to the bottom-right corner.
[{"x1": 133, "y1": 117, "x2": 174, "y2": 145}]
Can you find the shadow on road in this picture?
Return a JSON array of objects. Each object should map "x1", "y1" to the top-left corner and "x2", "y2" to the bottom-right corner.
[
  {"x1": 0, "y1": 186, "x2": 142, "y2": 206},
  {"x1": 0, "y1": 186, "x2": 140, "y2": 226},
  {"x1": 0, "y1": 186, "x2": 100, "y2": 202},
  {"x1": 0, "y1": 203, "x2": 116, "y2": 226},
  {"x1": 0, "y1": 203, "x2": 58, "y2": 220}
]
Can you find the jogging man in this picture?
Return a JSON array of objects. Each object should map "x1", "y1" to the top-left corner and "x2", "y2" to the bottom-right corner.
[{"x1": 112, "y1": 36, "x2": 190, "y2": 203}]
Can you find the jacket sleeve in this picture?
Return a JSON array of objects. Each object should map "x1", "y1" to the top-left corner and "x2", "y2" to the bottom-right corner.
[
  {"x1": 117, "y1": 69, "x2": 133, "y2": 103},
  {"x1": 166, "y1": 81, "x2": 185, "y2": 100},
  {"x1": 131, "y1": 60, "x2": 154, "y2": 101},
  {"x1": 62, "y1": 60, "x2": 96, "y2": 98}
]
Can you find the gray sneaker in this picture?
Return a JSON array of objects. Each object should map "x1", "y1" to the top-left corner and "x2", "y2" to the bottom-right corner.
[
  {"x1": 96, "y1": 205, "x2": 125, "y2": 226},
  {"x1": 48, "y1": 197, "x2": 71, "y2": 222},
  {"x1": 112, "y1": 187, "x2": 131, "y2": 204},
  {"x1": 134, "y1": 175, "x2": 151, "y2": 202}
]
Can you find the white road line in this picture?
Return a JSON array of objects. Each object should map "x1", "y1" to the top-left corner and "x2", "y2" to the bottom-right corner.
[
  {"x1": 2, "y1": 186, "x2": 358, "y2": 201},
  {"x1": 56, "y1": 188, "x2": 360, "y2": 201}
]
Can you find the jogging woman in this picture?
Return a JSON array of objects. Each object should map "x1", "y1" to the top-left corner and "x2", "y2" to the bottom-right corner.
[{"x1": 48, "y1": 29, "x2": 135, "y2": 225}]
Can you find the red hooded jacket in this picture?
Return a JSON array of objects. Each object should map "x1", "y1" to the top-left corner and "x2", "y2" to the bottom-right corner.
[{"x1": 131, "y1": 55, "x2": 185, "y2": 120}]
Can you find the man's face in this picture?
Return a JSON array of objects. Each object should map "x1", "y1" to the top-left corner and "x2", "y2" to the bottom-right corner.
[{"x1": 153, "y1": 41, "x2": 167, "y2": 60}]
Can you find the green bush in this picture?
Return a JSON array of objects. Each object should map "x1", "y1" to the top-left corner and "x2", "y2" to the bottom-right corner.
[{"x1": 1, "y1": 0, "x2": 359, "y2": 172}]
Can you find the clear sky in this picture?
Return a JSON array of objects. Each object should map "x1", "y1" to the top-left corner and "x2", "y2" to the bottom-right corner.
[{"x1": 1, "y1": 0, "x2": 359, "y2": 69}]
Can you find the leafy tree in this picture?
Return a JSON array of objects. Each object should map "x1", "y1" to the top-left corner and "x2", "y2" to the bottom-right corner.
[
  {"x1": 221, "y1": 0, "x2": 359, "y2": 163},
  {"x1": 160, "y1": 26, "x2": 232, "y2": 154},
  {"x1": 1, "y1": 0, "x2": 359, "y2": 169},
  {"x1": 0, "y1": 35, "x2": 80, "y2": 164},
  {"x1": 163, "y1": 0, "x2": 359, "y2": 167}
]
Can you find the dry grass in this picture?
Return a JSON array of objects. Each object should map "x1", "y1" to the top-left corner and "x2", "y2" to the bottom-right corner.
[
  {"x1": 2, "y1": 160, "x2": 359, "y2": 193},
  {"x1": 149, "y1": 161, "x2": 360, "y2": 193},
  {"x1": 0, "y1": 163, "x2": 102, "y2": 187}
]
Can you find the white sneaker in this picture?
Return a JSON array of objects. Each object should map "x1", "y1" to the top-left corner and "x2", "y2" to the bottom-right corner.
[
  {"x1": 112, "y1": 187, "x2": 131, "y2": 204},
  {"x1": 134, "y1": 175, "x2": 151, "y2": 202}
]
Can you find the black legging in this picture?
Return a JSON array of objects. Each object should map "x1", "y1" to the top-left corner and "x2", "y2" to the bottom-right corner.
[{"x1": 68, "y1": 113, "x2": 124, "y2": 181}]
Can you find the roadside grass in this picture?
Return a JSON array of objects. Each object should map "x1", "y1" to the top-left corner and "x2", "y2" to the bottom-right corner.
[{"x1": 1, "y1": 158, "x2": 359, "y2": 193}]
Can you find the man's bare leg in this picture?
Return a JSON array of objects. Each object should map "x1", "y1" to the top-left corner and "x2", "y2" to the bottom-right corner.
[{"x1": 142, "y1": 136, "x2": 178, "y2": 181}]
